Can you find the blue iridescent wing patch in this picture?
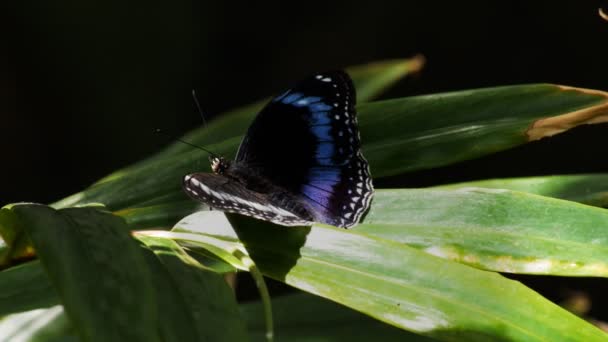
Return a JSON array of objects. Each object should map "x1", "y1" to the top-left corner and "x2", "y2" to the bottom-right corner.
[{"x1": 184, "y1": 71, "x2": 374, "y2": 228}]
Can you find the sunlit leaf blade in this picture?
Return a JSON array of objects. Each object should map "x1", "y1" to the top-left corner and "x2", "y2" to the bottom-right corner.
[
  {"x1": 434, "y1": 173, "x2": 608, "y2": 207},
  {"x1": 137, "y1": 236, "x2": 248, "y2": 342},
  {"x1": 0, "y1": 260, "x2": 58, "y2": 316},
  {"x1": 242, "y1": 292, "x2": 434, "y2": 342},
  {"x1": 360, "y1": 84, "x2": 608, "y2": 177},
  {"x1": 356, "y1": 189, "x2": 608, "y2": 277},
  {"x1": 106, "y1": 183, "x2": 608, "y2": 279},
  {"x1": 10, "y1": 204, "x2": 160, "y2": 342},
  {"x1": 173, "y1": 211, "x2": 607, "y2": 341},
  {"x1": 0, "y1": 306, "x2": 76, "y2": 342}
]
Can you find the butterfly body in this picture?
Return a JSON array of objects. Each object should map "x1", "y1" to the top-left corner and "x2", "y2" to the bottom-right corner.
[
  {"x1": 184, "y1": 71, "x2": 373, "y2": 228},
  {"x1": 184, "y1": 158, "x2": 315, "y2": 226}
]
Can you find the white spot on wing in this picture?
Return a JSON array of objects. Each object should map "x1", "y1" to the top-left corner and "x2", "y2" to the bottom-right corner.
[{"x1": 189, "y1": 177, "x2": 299, "y2": 219}]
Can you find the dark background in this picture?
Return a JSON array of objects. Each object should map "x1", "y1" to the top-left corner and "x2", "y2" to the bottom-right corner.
[
  {"x1": 2, "y1": 0, "x2": 608, "y2": 322},
  {"x1": 3, "y1": 1, "x2": 608, "y2": 206}
]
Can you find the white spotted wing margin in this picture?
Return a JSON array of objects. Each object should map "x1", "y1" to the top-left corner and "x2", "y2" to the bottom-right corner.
[
  {"x1": 233, "y1": 71, "x2": 374, "y2": 228},
  {"x1": 182, "y1": 71, "x2": 374, "y2": 229},
  {"x1": 183, "y1": 173, "x2": 315, "y2": 227}
]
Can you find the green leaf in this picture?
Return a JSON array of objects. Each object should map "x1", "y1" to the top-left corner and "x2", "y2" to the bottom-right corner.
[
  {"x1": 116, "y1": 201, "x2": 198, "y2": 229},
  {"x1": 137, "y1": 236, "x2": 248, "y2": 342},
  {"x1": 50, "y1": 57, "x2": 424, "y2": 212},
  {"x1": 127, "y1": 185, "x2": 608, "y2": 278},
  {"x1": 168, "y1": 211, "x2": 607, "y2": 341},
  {"x1": 360, "y1": 84, "x2": 608, "y2": 177},
  {"x1": 11, "y1": 204, "x2": 160, "y2": 342},
  {"x1": 136, "y1": 232, "x2": 266, "y2": 340},
  {"x1": 3, "y1": 204, "x2": 249, "y2": 341},
  {"x1": 242, "y1": 292, "x2": 434, "y2": 342},
  {"x1": 435, "y1": 173, "x2": 608, "y2": 207},
  {"x1": 52, "y1": 84, "x2": 608, "y2": 216},
  {"x1": 347, "y1": 55, "x2": 425, "y2": 103},
  {"x1": 356, "y1": 188, "x2": 608, "y2": 277},
  {"x1": 0, "y1": 260, "x2": 58, "y2": 316},
  {"x1": 0, "y1": 207, "x2": 36, "y2": 267},
  {"x1": 145, "y1": 56, "x2": 426, "y2": 161},
  {"x1": 0, "y1": 306, "x2": 77, "y2": 342}
]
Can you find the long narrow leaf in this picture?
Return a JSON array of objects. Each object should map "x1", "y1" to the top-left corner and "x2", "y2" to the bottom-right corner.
[
  {"x1": 137, "y1": 236, "x2": 248, "y2": 342},
  {"x1": 172, "y1": 211, "x2": 607, "y2": 341},
  {"x1": 52, "y1": 84, "x2": 608, "y2": 215},
  {"x1": 361, "y1": 84, "x2": 608, "y2": 177},
  {"x1": 242, "y1": 292, "x2": 433, "y2": 342},
  {"x1": 435, "y1": 173, "x2": 608, "y2": 207},
  {"x1": 11, "y1": 204, "x2": 160, "y2": 342},
  {"x1": 51, "y1": 58, "x2": 422, "y2": 212},
  {"x1": 356, "y1": 188, "x2": 608, "y2": 277},
  {"x1": 0, "y1": 260, "x2": 58, "y2": 316},
  {"x1": 146, "y1": 56, "x2": 425, "y2": 160},
  {"x1": 124, "y1": 186, "x2": 608, "y2": 278},
  {"x1": 3, "y1": 204, "x2": 248, "y2": 341}
]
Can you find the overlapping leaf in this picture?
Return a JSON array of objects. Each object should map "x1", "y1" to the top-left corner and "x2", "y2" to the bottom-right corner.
[
  {"x1": 0, "y1": 306, "x2": 75, "y2": 342},
  {"x1": 0, "y1": 260, "x2": 58, "y2": 316},
  {"x1": 11, "y1": 204, "x2": 159, "y2": 342},
  {"x1": 356, "y1": 188, "x2": 608, "y2": 276},
  {"x1": 166, "y1": 211, "x2": 607, "y2": 341},
  {"x1": 52, "y1": 57, "x2": 425, "y2": 212},
  {"x1": 52, "y1": 84, "x2": 608, "y2": 216},
  {"x1": 1, "y1": 204, "x2": 247, "y2": 342},
  {"x1": 242, "y1": 292, "x2": 432, "y2": 342},
  {"x1": 435, "y1": 173, "x2": 608, "y2": 207}
]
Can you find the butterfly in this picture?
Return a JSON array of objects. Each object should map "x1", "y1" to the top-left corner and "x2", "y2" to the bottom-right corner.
[{"x1": 183, "y1": 71, "x2": 373, "y2": 228}]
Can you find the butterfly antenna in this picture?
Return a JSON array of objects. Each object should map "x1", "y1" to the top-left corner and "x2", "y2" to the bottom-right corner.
[
  {"x1": 153, "y1": 128, "x2": 218, "y2": 157},
  {"x1": 192, "y1": 89, "x2": 208, "y2": 128}
]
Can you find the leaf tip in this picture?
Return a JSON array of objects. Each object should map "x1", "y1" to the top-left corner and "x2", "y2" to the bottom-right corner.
[
  {"x1": 599, "y1": 7, "x2": 608, "y2": 22},
  {"x1": 406, "y1": 54, "x2": 426, "y2": 74},
  {"x1": 526, "y1": 85, "x2": 608, "y2": 141}
]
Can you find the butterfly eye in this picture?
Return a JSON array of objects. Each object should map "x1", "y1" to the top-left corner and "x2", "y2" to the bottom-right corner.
[{"x1": 210, "y1": 157, "x2": 228, "y2": 174}]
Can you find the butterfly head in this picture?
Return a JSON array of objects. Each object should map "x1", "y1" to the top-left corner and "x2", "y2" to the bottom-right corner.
[{"x1": 209, "y1": 155, "x2": 230, "y2": 175}]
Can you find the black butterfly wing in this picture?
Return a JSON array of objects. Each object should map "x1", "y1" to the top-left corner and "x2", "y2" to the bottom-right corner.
[
  {"x1": 183, "y1": 173, "x2": 314, "y2": 226},
  {"x1": 235, "y1": 71, "x2": 373, "y2": 228}
]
